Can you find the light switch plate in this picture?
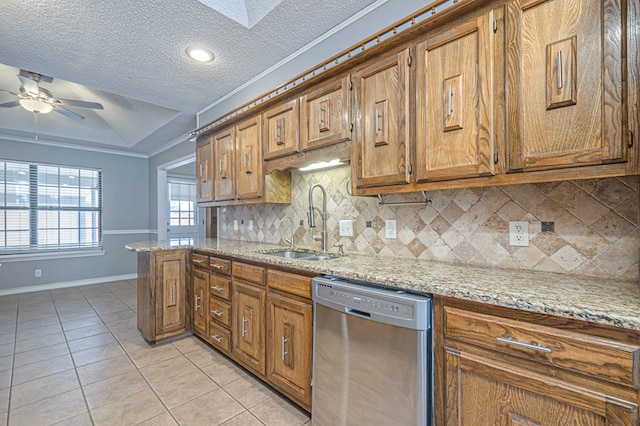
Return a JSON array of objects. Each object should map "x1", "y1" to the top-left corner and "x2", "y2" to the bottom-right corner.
[
  {"x1": 339, "y1": 220, "x2": 353, "y2": 237},
  {"x1": 248, "y1": 220, "x2": 253, "y2": 231},
  {"x1": 509, "y1": 221, "x2": 529, "y2": 246},
  {"x1": 385, "y1": 220, "x2": 397, "y2": 239},
  {"x1": 233, "y1": 220, "x2": 239, "y2": 231}
]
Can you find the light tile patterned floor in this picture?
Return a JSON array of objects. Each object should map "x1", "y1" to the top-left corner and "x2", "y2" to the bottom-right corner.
[{"x1": 0, "y1": 279, "x2": 311, "y2": 425}]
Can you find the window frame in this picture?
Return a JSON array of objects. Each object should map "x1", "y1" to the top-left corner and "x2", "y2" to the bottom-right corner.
[{"x1": 0, "y1": 159, "x2": 103, "y2": 255}]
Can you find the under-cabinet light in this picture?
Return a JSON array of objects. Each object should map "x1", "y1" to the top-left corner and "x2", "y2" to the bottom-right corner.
[{"x1": 298, "y1": 159, "x2": 345, "y2": 172}]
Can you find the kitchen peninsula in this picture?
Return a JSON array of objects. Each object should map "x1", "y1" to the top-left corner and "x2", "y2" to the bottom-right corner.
[{"x1": 127, "y1": 238, "x2": 640, "y2": 425}]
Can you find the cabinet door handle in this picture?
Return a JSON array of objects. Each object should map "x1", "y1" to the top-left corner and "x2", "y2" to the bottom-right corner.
[
  {"x1": 241, "y1": 317, "x2": 248, "y2": 337},
  {"x1": 211, "y1": 310, "x2": 223, "y2": 317},
  {"x1": 447, "y1": 85, "x2": 454, "y2": 116},
  {"x1": 375, "y1": 108, "x2": 381, "y2": 134},
  {"x1": 210, "y1": 285, "x2": 223, "y2": 292},
  {"x1": 556, "y1": 50, "x2": 563, "y2": 89},
  {"x1": 194, "y1": 294, "x2": 201, "y2": 311},
  {"x1": 281, "y1": 337, "x2": 289, "y2": 361},
  {"x1": 211, "y1": 264, "x2": 223, "y2": 270},
  {"x1": 210, "y1": 334, "x2": 222, "y2": 343},
  {"x1": 199, "y1": 164, "x2": 204, "y2": 182},
  {"x1": 497, "y1": 336, "x2": 552, "y2": 353},
  {"x1": 171, "y1": 285, "x2": 175, "y2": 303}
]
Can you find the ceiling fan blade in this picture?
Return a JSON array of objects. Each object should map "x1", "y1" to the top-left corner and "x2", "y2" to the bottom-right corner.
[
  {"x1": 17, "y1": 74, "x2": 40, "y2": 97},
  {"x1": 54, "y1": 98, "x2": 104, "y2": 110},
  {"x1": 0, "y1": 100, "x2": 21, "y2": 108},
  {"x1": 52, "y1": 105, "x2": 84, "y2": 121},
  {"x1": 0, "y1": 88, "x2": 20, "y2": 97}
]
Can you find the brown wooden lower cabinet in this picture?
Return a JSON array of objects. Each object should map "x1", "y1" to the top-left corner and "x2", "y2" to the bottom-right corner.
[
  {"x1": 232, "y1": 279, "x2": 266, "y2": 375},
  {"x1": 137, "y1": 250, "x2": 188, "y2": 343},
  {"x1": 436, "y1": 297, "x2": 640, "y2": 426},
  {"x1": 266, "y1": 290, "x2": 313, "y2": 409}
]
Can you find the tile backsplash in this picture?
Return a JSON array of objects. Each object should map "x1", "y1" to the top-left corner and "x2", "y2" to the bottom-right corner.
[{"x1": 218, "y1": 165, "x2": 639, "y2": 280}]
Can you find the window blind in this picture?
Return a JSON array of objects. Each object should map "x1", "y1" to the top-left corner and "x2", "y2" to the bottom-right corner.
[{"x1": 0, "y1": 159, "x2": 102, "y2": 254}]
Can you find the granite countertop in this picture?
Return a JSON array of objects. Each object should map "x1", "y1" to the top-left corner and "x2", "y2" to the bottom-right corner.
[{"x1": 126, "y1": 238, "x2": 640, "y2": 331}]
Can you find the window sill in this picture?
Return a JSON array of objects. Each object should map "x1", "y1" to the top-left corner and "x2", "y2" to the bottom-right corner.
[{"x1": 0, "y1": 250, "x2": 105, "y2": 262}]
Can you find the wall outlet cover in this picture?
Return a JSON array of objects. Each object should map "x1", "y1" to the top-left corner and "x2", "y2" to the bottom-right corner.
[
  {"x1": 385, "y1": 220, "x2": 397, "y2": 239},
  {"x1": 339, "y1": 220, "x2": 353, "y2": 237},
  {"x1": 248, "y1": 220, "x2": 254, "y2": 231},
  {"x1": 509, "y1": 221, "x2": 529, "y2": 246},
  {"x1": 233, "y1": 220, "x2": 239, "y2": 231}
]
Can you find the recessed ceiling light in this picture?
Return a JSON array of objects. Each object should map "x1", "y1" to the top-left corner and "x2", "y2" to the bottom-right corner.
[{"x1": 186, "y1": 47, "x2": 214, "y2": 63}]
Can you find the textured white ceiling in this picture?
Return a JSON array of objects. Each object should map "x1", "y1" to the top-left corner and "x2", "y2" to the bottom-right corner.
[{"x1": 0, "y1": 0, "x2": 381, "y2": 155}]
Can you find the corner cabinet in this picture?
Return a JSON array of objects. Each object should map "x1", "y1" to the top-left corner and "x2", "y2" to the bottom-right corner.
[
  {"x1": 415, "y1": 12, "x2": 495, "y2": 182},
  {"x1": 137, "y1": 250, "x2": 188, "y2": 343},
  {"x1": 435, "y1": 297, "x2": 640, "y2": 425},
  {"x1": 505, "y1": 0, "x2": 629, "y2": 172},
  {"x1": 353, "y1": 48, "x2": 411, "y2": 188}
]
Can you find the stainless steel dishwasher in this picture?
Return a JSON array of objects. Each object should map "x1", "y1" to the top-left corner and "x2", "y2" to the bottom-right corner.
[{"x1": 311, "y1": 275, "x2": 432, "y2": 426}]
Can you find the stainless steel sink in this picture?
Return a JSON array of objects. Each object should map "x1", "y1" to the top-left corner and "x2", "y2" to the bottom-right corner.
[{"x1": 262, "y1": 250, "x2": 338, "y2": 261}]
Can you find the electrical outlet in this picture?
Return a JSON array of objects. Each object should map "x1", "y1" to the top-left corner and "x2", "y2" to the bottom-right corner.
[
  {"x1": 509, "y1": 221, "x2": 529, "y2": 246},
  {"x1": 233, "y1": 220, "x2": 239, "y2": 231},
  {"x1": 339, "y1": 220, "x2": 353, "y2": 237},
  {"x1": 248, "y1": 220, "x2": 254, "y2": 231},
  {"x1": 35, "y1": 269, "x2": 42, "y2": 278},
  {"x1": 385, "y1": 220, "x2": 397, "y2": 239}
]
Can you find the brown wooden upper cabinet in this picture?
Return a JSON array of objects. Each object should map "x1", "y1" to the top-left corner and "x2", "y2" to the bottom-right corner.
[
  {"x1": 300, "y1": 75, "x2": 351, "y2": 151},
  {"x1": 236, "y1": 115, "x2": 264, "y2": 200},
  {"x1": 505, "y1": 0, "x2": 628, "y2": 172},
  {"x1": 213, "y1": 127, "x2": 235, "y2": 201},
  {"x1": 415, "y1": 12, "x2": 495, "y2": 182},
  {"x1": 353, "y1": 48, "x2": 411, "y2": 188},
  {"x1": 263, "y1": 98, "x2": 300, "y2": 160},
  {"x1": 196, "y1": 137, "x2": 213, "y2": 202}
]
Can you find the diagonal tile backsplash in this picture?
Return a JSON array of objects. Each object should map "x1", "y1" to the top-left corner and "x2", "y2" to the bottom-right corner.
[{"x1": 218, "y1": 165, "x2": 639, "y2": 280}]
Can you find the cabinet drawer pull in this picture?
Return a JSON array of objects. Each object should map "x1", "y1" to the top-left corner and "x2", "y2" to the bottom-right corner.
[
  {"x1": 211, "y1": 264, "x2": 223, "y2": 270},
  {"x1": 193, "y1": 259, "x2": 203, "y2": 264},
  {"x1": 211, "y1": 310, "x2": 223, "y2": 317},
  {"x1": 210, "y1": 286, "x2": 223, "y2": 292},
  {"x1": 497, "y1": 336, "x2": 552, "y2": 353},
  {"x1": 210, "y1": 335, "x2": 222, "y2": 343},
  {"x1": 281, "y1": 336, "x2": 289, "y2": 361}
]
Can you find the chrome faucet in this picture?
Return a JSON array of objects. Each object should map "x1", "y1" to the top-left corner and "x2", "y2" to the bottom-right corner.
[
  {"x1": 308, "y1": 184, "x2": 327, "y2": 253},
  {"x1": 280, "y1": 216, "x2": 295, "y2": 248}
]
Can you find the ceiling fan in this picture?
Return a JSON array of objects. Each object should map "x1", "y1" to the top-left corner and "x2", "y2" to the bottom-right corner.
[{"x1": 0, "y1": 70, "x2": 103, "y2": 121}]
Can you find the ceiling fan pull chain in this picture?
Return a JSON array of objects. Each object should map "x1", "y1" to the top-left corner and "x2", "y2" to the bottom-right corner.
[{"x1": 33, "y1": 112, "x2": 38, "y2": 140}]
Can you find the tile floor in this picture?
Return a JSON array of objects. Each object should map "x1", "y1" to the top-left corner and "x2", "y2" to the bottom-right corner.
[{"x1": 0, "y1": 279, "x2": 311, "y2": 425}]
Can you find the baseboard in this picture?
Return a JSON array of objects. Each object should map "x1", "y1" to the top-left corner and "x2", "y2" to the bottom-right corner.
[{"x1": 0, "y1": 273, "x2": 138, "y2": 296}]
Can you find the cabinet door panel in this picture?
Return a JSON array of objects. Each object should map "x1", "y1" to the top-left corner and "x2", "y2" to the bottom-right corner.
[
  {"x1": 233, "y1": 281, "x2": 266, "y2": 374},
  {"x1": 155, "y1": 252, "x2": 186, "y2": 335},
  {"x1": 444, "y1": 349, "x2": 638, "y2": 426},
  {"x1": 196, "y1": 138, "x2": 213, "y2": 202},
  {"x1": 192, "y1": 268, "x2": 208, "y2": 337},
  {"x1": 506, "y1": 0, "x2": 627, "y2": 172},
  {"x1": 300, "y1": 75, "x2": 351, "y2": 151},
  {"x1": 416, "y1": 14, "x2": 494, "y2": 181},
  {"x1": 236, "y1": 115, "x2": 263, "y2": 200},
  {"x1": 267, "y1": 292, "x2": 313, "y2": 406},
  {"x1": 263, "y1": 99, "x2": 300, "y2": 160},
  {"x1": 214, "y1": 127, "x2": 235, "y2": 201},
  {"x1": 353, "y1": 48, "x2": 411, "y2": 188}
]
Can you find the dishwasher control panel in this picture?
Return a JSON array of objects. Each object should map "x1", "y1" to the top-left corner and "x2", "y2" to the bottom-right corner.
[{"x1": 312, "y1": 276, "x2": 431, "y2": 330}]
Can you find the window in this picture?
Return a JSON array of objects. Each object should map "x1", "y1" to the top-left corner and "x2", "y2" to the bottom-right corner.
[
  {"x1": 168, "y1": 181, "x2": 195, "y2": 226},
  {"x1": 0, "y1": 160, "x2": 102, "y2": 254}
]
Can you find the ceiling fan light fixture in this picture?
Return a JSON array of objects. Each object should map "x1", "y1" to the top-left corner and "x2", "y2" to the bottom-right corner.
[
  {"x1": 186, "y1": 46, "x2": 214, "y2": 63},
  {"x1": 19, "y1": 98, "x2": 53, "y2": 114}
]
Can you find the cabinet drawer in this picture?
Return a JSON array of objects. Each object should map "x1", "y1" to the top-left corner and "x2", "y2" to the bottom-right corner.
[
  {"x1": 209, "y1": 257, "x2": 231, "y2": 275},
  {"x1": 208, "y1": 322, "x2": 231, "y2": 353},
  {"x1": 210, "y1": 298, "x2": 231, "y2": 328},
  {"x1": 444, "y1": 307, "x2": 640, "y2": 387},
  {"x1": 233, "y1": 262, "x2": 265, "y2": 285},
  {"x1": 191, "y1": 253, "x2": 209, "y2": 269},
  {"x1": 267, "y1": 269, "x2": 313, "y2": 299},
  {"x1": 209, "y1": 275, "x2": 231, "y2": 301}
]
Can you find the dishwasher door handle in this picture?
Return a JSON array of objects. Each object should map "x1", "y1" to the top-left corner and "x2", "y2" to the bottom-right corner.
[{"x1": 345, "y1": 307, "x2": 371, "y2": 318}]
